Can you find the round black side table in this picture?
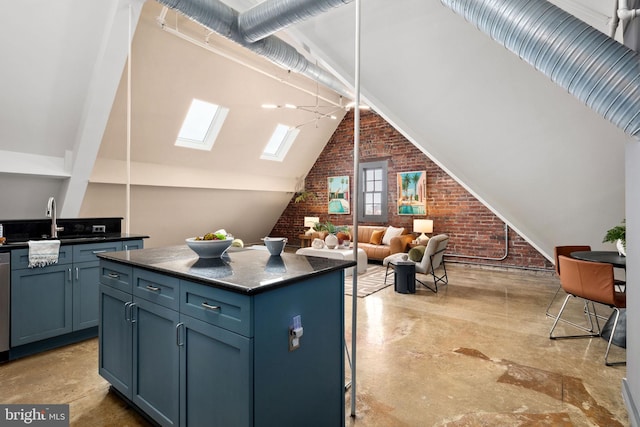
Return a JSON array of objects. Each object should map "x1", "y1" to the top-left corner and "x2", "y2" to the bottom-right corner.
[{"x1": 393, "y1": 261, "x2": 416, "y2": 294}]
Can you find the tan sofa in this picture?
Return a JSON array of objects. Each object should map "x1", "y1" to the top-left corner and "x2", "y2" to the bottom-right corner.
[
  {"x1": 348, "y1": 225, "x2": 414, "y2": 262},
  {"x1": 307, "y1": 225, "x2": 413, "y2": 261}
]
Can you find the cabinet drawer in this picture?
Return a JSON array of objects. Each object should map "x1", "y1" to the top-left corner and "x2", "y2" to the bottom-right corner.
[
  {"x1": 73, "y1": 241, "x2": 123, "y2": 263},
  {"x1": 180, "y1": 280, "x2": 252, "y2": 337},
  {"x1": 100, "y1": 260, "x2": 133, "y2": 293},
  {"x1": 11, "y1": 245, "x2": 73, "y2": 270},
  {"x1": 133, "y1": 269, "x2": 179, "y2": 310}
]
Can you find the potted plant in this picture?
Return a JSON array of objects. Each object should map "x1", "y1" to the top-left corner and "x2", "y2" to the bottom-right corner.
[
  {"x1": 316, "y1": 221, "x2": 348, "y2": 249},
  {"x1": 603, "y1": 219, "x2": 626, "y2": 256}
]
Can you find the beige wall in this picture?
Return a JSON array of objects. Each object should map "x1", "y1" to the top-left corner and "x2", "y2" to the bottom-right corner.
[
  {"x1": 81, "y1": 183, "x2": 291, "y2": 248},
  {"x1": 78, "y1": 2, "x2": 347, "y2": 250}
]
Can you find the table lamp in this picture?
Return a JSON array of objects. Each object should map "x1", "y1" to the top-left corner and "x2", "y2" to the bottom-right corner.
[
  {"x1": 413, "y1": 219, "x2": 433, "y2": 245},
  {"x1": 304, "y1": 216, "x2": 320, "y2": 235}
]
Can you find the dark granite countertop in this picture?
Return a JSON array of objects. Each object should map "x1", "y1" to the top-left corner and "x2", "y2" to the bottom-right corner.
[
  {"x1": 0, "y1": 233, "x2": 149, "y2": 252},
  {"x1": 98, "y1": 245, "x2": 356, "y2": 295}
]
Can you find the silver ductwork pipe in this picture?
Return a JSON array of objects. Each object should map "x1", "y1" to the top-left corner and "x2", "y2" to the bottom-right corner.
[
  {"x1": 156, "y1": 0, "x2": 351, "y2": 98},
  {"x1": 238, "y1": 0, "x2": 353, "y2": 43},
  {"x1": 248, "y1": 36, "x2": 348, "y2": 95},
  {"x1": 441, "y1": 0, "x2": 640, "y2": 136},
  {"x1": 157, "y1": 0, "x2": 235, "y2": 36}
]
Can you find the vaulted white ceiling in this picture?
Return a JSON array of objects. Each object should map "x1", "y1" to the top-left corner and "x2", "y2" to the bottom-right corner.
[{"x1": 0, "y1": 0, "x2": 631, "y2": 259}]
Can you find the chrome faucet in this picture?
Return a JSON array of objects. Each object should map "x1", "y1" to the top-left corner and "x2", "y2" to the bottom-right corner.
[{"x1": 46, "y1": 197, "x2": 64, "y2": 238}]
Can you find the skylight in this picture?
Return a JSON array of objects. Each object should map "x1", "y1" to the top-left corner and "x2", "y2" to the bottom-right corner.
[
  {"x1": 175, "y1": 99, "x2": 229, "y2": 151},
  {"x1": 261, "y1": 124, "x2": 299, "y2": 161}
]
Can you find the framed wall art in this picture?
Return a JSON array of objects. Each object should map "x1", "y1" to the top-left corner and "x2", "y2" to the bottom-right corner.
[
  {"x1": 397, "y1": 170, "x2": 427, "y2": 215},
  {"x1": 328, "y1": 176, "x2": 350, "y2": 214}
]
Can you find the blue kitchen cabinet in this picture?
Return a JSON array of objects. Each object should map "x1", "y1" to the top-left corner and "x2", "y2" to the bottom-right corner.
[
  {"x1": 73, "y1": 261, "x2": 100, "y2": 330},
  {"x1": 252, "y1": 271, "x2": 345, "y2": 427},
  {"x1": 11, "y1": 263, "x2": 73, "y2": 346},
  {"x1": 178, "y1": 278, "x2": 253, "y2": 426},
  {"x1": 10, "y1": 245, "x2": 73, "y2": 346},
  {"x1": 72, "y1": 240, "x2": 143, "y2": 331},
  {"x1": 99, "y1": 249, "x2": 347, "y2": 427},
  {"x1": 99, "y1": 264, "x2": 180, "y2": 427},
  {"x1": 74, "y1": 240, "x2": 143, "y2": 330},
  {"x1": 11, "y1": 241, "x2": 141, "y2": 348},
  {"x1": 123, "y1": 240, "x2": 144, "y2": 251},
  {"x1": 133, "y1": 296, "x2": 180, "y2": 427},
  {"x1": 98, "y1": 282, "x2": 133, "y2": 398}
]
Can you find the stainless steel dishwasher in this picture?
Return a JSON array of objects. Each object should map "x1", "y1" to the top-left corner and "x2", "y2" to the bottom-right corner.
[{"x1": 0, "y1": 252, "x2": 9, "y2": 356}]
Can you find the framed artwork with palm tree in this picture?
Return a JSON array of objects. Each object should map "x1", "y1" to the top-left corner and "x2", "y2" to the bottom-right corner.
[
  {"x1": 328, "y1": 176, "x2": 350, "y2": 214},
  {"x1": 397, "y1": 171, "x2": 426, "y2": 215}
]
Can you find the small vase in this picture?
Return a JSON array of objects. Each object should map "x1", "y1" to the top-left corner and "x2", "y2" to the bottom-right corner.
[
  {"x1": 325, "y1": 233, "x2": 338, "y2": 249},
  {"x1": 616, "y1": 239, "x2": 626, "y2": 257}
]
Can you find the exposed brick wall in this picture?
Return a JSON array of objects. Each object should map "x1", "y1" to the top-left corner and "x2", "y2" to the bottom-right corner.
[{"x1": 271, "y1": 110, "x2": 553, "y2": 270}]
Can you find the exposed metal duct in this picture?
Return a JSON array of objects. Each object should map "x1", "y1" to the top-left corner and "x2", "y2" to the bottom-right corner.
[
  {"x1": 156, "y1": 0, "x2": 351, "y2": 98},
  {"x1": 156, "y1": 0, "x2": 235, "y2": 36},
  {"x1": 238, "y1": 0, "x2": 353, "y2": 43},
  {"x1": 441, "y1": 0, "x2": 640, "y2": 136}
]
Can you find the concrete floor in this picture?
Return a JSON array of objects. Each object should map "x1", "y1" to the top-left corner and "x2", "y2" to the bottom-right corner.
[{"x1": 0, "y1": 263, "x2": 628, "y2": 426}]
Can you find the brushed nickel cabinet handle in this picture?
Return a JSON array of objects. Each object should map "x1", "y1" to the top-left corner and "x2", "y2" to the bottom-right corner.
[
  {"x1": 124, "y1": 301, "x2": 132, "y2": 322},
  {"x1": 176, "y1": 323, "x2": 184, "y2": 346},
  {"x1": 146, "y1": 285, "x2": 161, "y2": 292},
  {"x1": 107, "y1": 272, "x2": 120, "y2": 279},
  {"x1": 201, "y1": 302, "x2": 220, "y2": 311}
]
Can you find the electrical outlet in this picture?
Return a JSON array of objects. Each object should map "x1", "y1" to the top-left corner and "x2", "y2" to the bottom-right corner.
[
  {"x1": 92, "y1": 225, "x2": 106, "y2": 233},
  {"x1": 289, "y1": 315, "x2": 303, "y2": 351},
  {"x1": 289, "y1": 328, "x2": 301, "y2": 351}
]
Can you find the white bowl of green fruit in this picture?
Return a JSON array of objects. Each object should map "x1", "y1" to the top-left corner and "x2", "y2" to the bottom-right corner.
[{"x1": 186, "y1": 230, "x2": 233, "y2": 258}]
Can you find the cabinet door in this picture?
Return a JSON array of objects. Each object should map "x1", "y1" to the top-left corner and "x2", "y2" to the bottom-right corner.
[
  {"x1": 133, "y1": 297, "x2": 180, "y2": 427},
  {"x1": 11, "y1": 264, "x2": 72, "y2": 346},
  {"x1": 98, "y1": 284, "x2": 133, "y2": 399},
  {"x1": 123, "y1": 240, "x2": 144, "y2": 251},
  {"x1": 73, "y1": 261, "x2": 100, "y2": 330},
  {"x1": 180, "y1": 314, "x2": 252, "y2": 427}
]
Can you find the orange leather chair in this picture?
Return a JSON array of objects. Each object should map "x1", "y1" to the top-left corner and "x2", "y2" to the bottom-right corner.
[
  {"x1": 546, "y1": 245, "x2": 591, "y2": 318},
  {"x1": 550, "y1": 255, "x2": 626, "y2": 366}
]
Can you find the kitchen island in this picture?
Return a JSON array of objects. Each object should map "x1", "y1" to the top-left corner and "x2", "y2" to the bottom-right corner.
[{"x1": 98, "y1": 245, "x2": 354, "y2": 427}]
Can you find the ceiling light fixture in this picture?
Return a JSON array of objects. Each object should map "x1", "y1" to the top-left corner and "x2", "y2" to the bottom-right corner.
[{"x1": 261, "y1": 102, "x2": 343, "y2": 128}]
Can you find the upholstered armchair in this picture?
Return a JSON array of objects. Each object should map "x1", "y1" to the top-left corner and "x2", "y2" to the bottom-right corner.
[{"x1": 383, "y1": 234, "x2": 450, "y2": 293}]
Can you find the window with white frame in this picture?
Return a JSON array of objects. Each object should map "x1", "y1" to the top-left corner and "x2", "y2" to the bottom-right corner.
[
  {"x1": 261, "y1": 124, "x2": 299, "y2": 161},
  {"x1": 175, "y1": 99, "x2": 229, "y2": 151},
  {"x1": 358, "y1": 160, "x2": 388, "y2": 223}
]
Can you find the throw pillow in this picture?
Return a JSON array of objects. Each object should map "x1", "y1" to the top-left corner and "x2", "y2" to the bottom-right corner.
[
  {"x1": 408, "y1": 245, "x2": 426, "y2": 262},
  {"x1": 370, "y1": 230, "x2": 385, "y2": 245},
  {"x1": 382, "y1": 225, "x2": 404, "y2": 245}
]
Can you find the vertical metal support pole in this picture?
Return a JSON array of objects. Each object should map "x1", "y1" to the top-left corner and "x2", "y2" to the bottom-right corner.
[
  {"x1": 126, "y1": 4, "x2": 132, "y2": 234},
  {"x1": 350, "y1": 0, "x2": 361, "y2": 418}
]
